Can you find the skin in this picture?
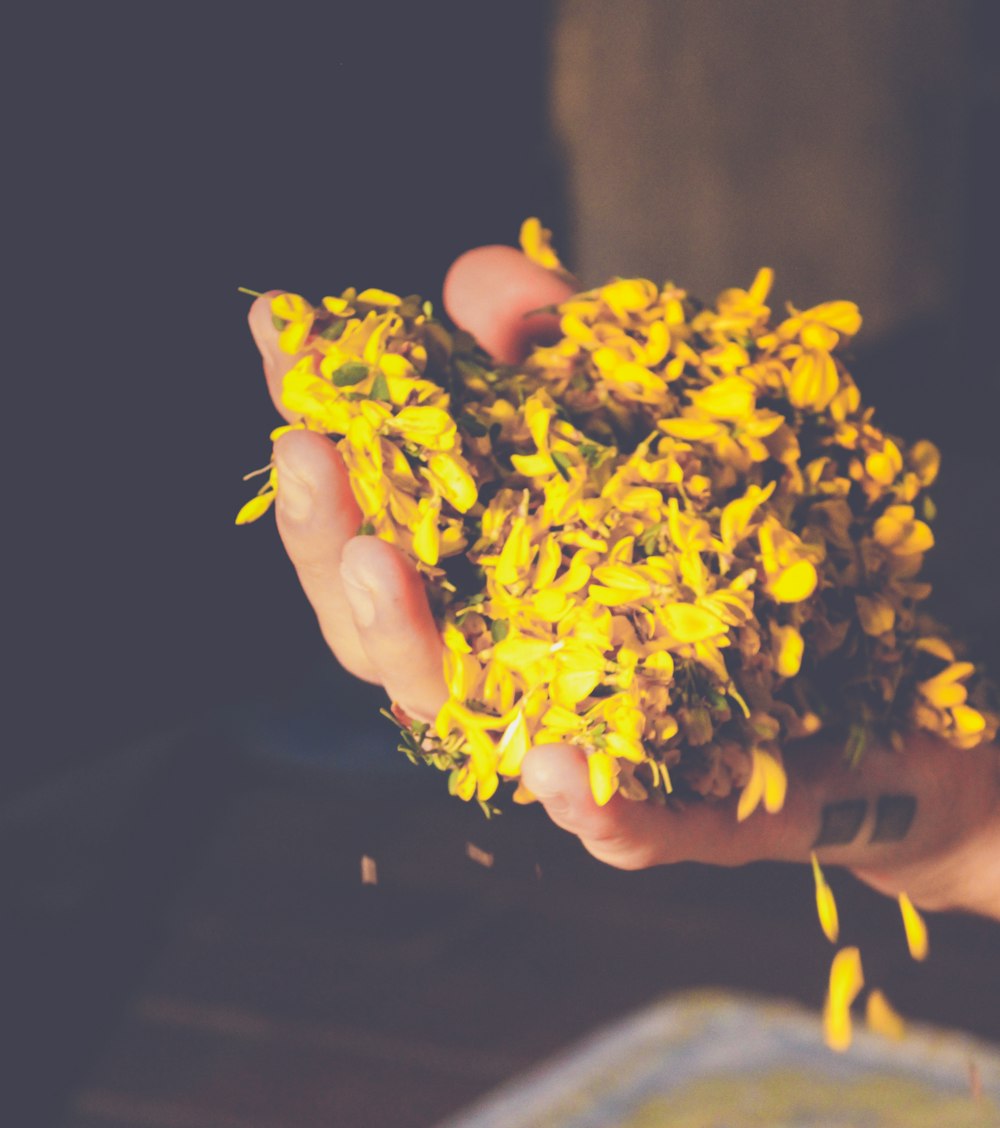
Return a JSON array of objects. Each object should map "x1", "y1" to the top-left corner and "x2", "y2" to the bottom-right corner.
[{"x1": 249, "y1": 246, "x2": 1000, "y2": 920}]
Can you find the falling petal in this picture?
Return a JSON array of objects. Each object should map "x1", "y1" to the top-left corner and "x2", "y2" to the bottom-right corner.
[
  {"x1": 823, "y1": 947, "x2": 864, "y2": 1052},
  {"x1": 866, "y1": 989, "x2": 905, "y2": 1041},
  {"x1": 898, "y1": 892, "x2": 929, "y2": 961},
  {"x1": 811, "y1": 853, "x2": 840, "y2": 944}
]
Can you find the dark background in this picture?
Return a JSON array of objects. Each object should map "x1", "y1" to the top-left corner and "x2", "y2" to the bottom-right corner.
[
  {"x1": 3, "y1": 3, "x2": 999, "y2": 1125},
  {"x1": 5, "y1": 3, "x2": 562, "y2": 793}
]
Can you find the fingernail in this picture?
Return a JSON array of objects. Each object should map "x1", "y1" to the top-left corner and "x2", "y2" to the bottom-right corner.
[
  {"x1": 273, "y1": 450, "x2": 313, "y2": 522},
  {"x1": 341, "y1": 567, "x2": 376, "y2": 628}
]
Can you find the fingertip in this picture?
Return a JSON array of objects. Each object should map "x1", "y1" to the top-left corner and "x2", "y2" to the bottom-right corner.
[
  {"x1": 247, "y1": 290, "x2": 283, "y2": 358},
  {"x1": 272, "y1": 431, "x2": 362, "y2": 536},
  {"x1": 339, "y1": 535, "x2": 446, "y2": 723},
  {"x1": 340, "y1": 535, "x2": 434, "y2": 629},
  {"x1": 521, "y1": 743, "x2": 589, "y2": 800},
  {"x1": 443, "y1": 245, "x2": 575, "y2": 363}
]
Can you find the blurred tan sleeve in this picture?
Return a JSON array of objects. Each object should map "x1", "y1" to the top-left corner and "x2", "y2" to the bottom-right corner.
[{"x1": 552, "y1": 0, "x2": 967, "y2": 336}]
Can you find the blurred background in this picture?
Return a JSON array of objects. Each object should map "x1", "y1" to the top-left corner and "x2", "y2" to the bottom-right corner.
[{"x1": 4, "y1": 1, "x2": 999, "y2": 1124}]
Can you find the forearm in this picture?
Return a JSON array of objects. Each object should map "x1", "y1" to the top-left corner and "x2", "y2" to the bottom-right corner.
[{"x1": 851, "y1": 740, "x2": 1000, "y2": 920}]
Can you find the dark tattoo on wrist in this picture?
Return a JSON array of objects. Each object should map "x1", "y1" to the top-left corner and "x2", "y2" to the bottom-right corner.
[
  {"x1": 814, "y1": 799, "x2": 867, "y2": 846},
  {"x1": 870, "y1": 794, "x2": 917, "y2": 843},
  {"x1": 812, "y1": 793, "x2": 918, "y2": 848}
]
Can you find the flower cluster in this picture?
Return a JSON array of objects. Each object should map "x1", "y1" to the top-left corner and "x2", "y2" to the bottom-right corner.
[{"x1": 240, "y1": 220, "x2": 995, "y2": 822}]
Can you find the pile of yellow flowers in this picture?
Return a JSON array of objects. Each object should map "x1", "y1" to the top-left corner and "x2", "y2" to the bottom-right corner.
[{"x1": 239, "y1": 220, "x2": 995, "y2": 823}]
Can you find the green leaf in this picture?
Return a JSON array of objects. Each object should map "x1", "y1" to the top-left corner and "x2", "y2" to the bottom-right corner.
[
  {"x1": 370, "y1": 369, "x2": 391, "y2": 401},
  {"x1": 458, "y1": 412, "x2": 488, "y2": 438},
  {"x1": 357, "y1": 521, "x2": 375, "y2": 536},
  {"x1": 579, "y1": 442, "x2": 601, "y2": 466},
  {"x1": 319, "y1": 318, "x2": 346, "y2": 341},
  {"x1": 490, "y1": 618, "x2": 510, "y2": 643},
  {"x1": 551, "y1": 450, "x2": 572, "y2": 480},
  {"x1": 845, "y1": 721, "x2": 868, "y2": 768},
  {"x1": 332, "y1": 361, "x2": 369, "y2": 386},
  {"x1": 271, "y1": 314, "x2": 288, "y2": 331}
]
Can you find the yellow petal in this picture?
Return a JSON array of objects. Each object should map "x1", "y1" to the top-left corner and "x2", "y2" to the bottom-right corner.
[
  {"x1": 801, "y1": 300, "x2": 862, "y2": 336},
  {"x1": 770, "y1": 559, "x2": 818, "y2": 603},
  {"x1": 496, "y1": 517, "x2": 532, "y2": 586},
  {"x1": 235, "y1": 491, "x2": 276, "y2": 525},
  {"x1": 551, "y1": 665, "x2": 603, "y2": 708},
  {"x1": 493, "y1": 636, "x2": 553, "y2": 669},
  {"x1": 736, "y1": 755, "x2": 764, "y2": 822},
  {"x1": 424, "y1": 453, "x2": 478, "y2": 513},
  {"x1": 587, "y1": 752, "x2": 619, "y2": 807},
  {"x1": 477, "y1": 770, "x2": 499, "y2": 802},
  {"x1": 413, "y1": 498, "x2": 441, "y2": 566},
  {"x1": 788, "y1": 350, "x2": 839, "y2": 412},
  {"x1": 658, "y1": 417, "x2": 725, "y2": 441},
  {"x1": 914, "y1": 637, "x2": 955, "y2": 662},
  {"x1": 760, "y1": 747, "x2": 787, "y2": 813},
  {"x1": 601, "y1": 278, "x2": 657, "y2": 316},
  {"x1": 866, "y1": 990, "x2": 905, "y2": 1041},
  {"x1": 823, "y1": 946, "x2": 864, "y2": 1052},
  {"x1": 909, "y1": 439, "x2": 941, "y2": 487},
  {"x1": 748, "y1": 266, "x2": 774, "y2": 304},
  {"x1": 772, "y1": 623, "x2": 804, "y2": 678},
  {"x1": 855, "y1": 594, "x2": 896, "y2": 637},
  {"x1": 687, "y1": 375, "x2": 756, "y2": 420},
  {"x1": 951, "y1": 704, "x2": 986, "y2": 737},
  {"x1": 898, "y1": 892, "x2": 928, "y2": 961},
  {"x1": 450, "y1": 765, "x2": 477, "y2": 801},
  {"x1": 271, "y1": 292, "x2": 313, "y2": 321},
  {"x1": 279, "y1": 319, "x2": 313, "y2": 354},
  {"x1": 519, "y1": 216, "x2": 563, "y2": 272},
  {"x1": 661, "y1": 603, "x2": 724, "y2": 643},
  {"x1": 391, "y1": 406, "x2": 456, "y2": 450},
  {"x1": 356, "y1": 288, "x2": 401, "y2": 306},
  {"x1": 532, "y1": 589, "x2": 571, "y2": 622},
  {"x1": 811, "y1": 853, "x2": 840, "y2": 943},
  {"x1": 496, "y1": 711, "x2": 530, "y2": 776}
]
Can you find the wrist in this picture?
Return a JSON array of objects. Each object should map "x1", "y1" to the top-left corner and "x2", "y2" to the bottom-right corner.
[{"x1": 947, "y1": 800, "x2": 1000, "y2": 920}]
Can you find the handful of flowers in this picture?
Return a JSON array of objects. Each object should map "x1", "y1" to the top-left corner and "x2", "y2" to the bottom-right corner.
[{"x1": 240, "y1": 221, "x2": 995, "y2": 821}]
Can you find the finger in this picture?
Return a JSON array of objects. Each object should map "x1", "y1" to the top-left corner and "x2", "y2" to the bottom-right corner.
[
  {"x1": 443, "y1": 245, "x2": 576, "y2": 363},
  {"x1": 520, "y1": 744, "x2": 823, "y2": 870},
  {"x1": 272, "y1": 430, "x2": 379, "y2": 682},
  {"x1": 339, "y1": 535, "x2": 447, "y2": 724},
  {"x1": 248, "y1": 291, "x2": 311, "y2": 421}
]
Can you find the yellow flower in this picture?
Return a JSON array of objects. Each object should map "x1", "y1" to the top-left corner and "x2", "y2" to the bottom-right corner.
[
  {"x1": 872, "y1": 505, "x2": 934, "y2": 556},
  {"x1": 758, "y1": 519, "x2": 820, "y2": 604},
  {"x1": 241, "y1": 231, "x2": 996, "y2": 1032},
  {"x1": 271, "y1": 293, "x2": 315, "y2": 353},
  {"x1": 387, "y1": 405, "x2": 457, "y2": 452},
  {"x1": 787, "y1": 349, "x2": 840, "y2": 412}
]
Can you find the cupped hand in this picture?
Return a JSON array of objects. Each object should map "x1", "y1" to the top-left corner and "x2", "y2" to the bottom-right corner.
[{"x1": 249, "y1": 248, "x2": 1000, "y2": 919}]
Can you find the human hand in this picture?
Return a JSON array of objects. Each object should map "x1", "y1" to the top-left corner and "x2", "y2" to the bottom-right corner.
[{"x1": 248, "y1": 247, "x2": 1000, "y2": 921}]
